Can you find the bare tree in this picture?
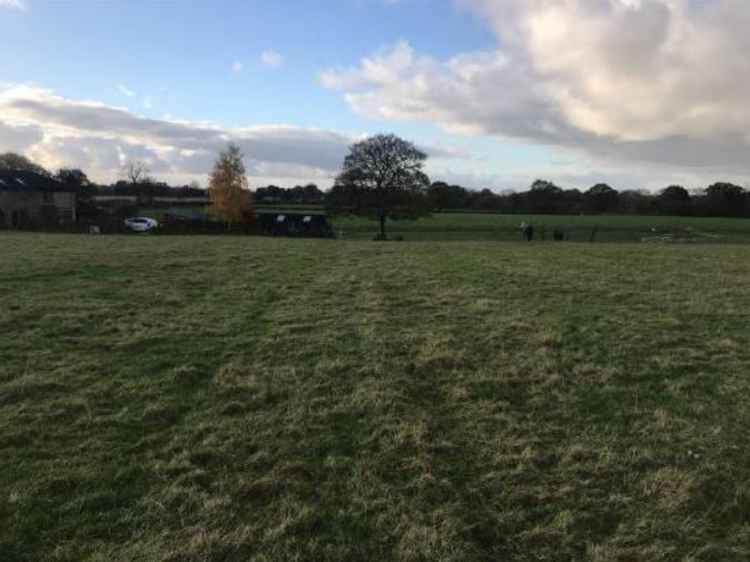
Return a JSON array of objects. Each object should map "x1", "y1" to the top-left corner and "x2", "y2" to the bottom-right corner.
[
  {"x1": 123, "y1": 160, "x2": 151, "y2": 185},
  {"x1": 327, "y1": 134, "x2": 430, "y2": 239}
]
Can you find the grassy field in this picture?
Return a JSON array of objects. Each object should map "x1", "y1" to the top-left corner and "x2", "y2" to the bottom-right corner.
[
  {"x1": 331, "y1": 213, "x2": 750, "y2": 242},
  {"x1": 2, "y1": 233, "x2": 750, "y2": 561},
  {"x1": 138, "y1": 206, "x2": 750, "y2": 242}
]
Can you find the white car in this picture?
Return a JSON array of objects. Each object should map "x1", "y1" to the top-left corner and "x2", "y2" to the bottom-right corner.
[{"x1": 124, "y1": 217, "x2": 159, "y2": 233}]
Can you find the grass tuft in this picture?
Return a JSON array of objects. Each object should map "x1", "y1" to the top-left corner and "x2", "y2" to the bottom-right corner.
[{"x1": 3, "y1": 233, "x2": 750, "y2": 560}]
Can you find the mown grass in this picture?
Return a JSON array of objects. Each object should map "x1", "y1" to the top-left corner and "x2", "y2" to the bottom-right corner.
[
  {"x1": 138, "y1": 205, "x2": 750, "y2": 242},
  {"x1": 2, "y1": 233, "x2": 750, "y2": 561},
  {"x1": 331, "y1": 212, "x2": 750, "y2": 242}
]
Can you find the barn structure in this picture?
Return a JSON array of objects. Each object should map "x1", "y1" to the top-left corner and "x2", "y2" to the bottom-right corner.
[
  {"x1": 0, "y1": 171, "x2": 77, "y2": 229},
  {"x1": 256, "y1": 209, "x2": 334, "y2": 238}
]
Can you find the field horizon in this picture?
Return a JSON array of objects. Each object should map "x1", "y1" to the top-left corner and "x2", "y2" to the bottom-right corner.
[
  {"x1": 3, "y1": 233, "x2": 750, "y2": 561},
  {"x1": 135, "y1": 208, "x2": 750, "y2": 244}
]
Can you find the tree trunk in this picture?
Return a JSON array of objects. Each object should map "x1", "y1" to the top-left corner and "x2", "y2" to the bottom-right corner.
[{"x1": 379, "y1": 212, "x2": 386, "y2": 239}]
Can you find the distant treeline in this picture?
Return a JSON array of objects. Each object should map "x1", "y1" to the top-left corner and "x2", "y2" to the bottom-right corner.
[
  {"x1": 90, "y1": 180, "x2": 326, "y2": 204},
  {"x1": 98, "y1": 181, "x2": 206, "y2": 198},
  {"x1": 425, "y1": 180, "x2": 750, "y2": 218},
  {"x1": 255, "y1": 184, "x2": 325, "y2": 205},
  {"x1": 92, "y1": 179, "x2": 750, "y2": 218},
  {"x1": 253, "y1": 180, "x2": 749, "y2": 219},
  {"x1": 3, "y1": 152, "x2": 748, "y2": 218}
]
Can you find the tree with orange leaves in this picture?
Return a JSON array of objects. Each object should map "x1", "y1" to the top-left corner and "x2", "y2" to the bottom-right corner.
[{"x1": 208, "y1": 143, "x2": 253, "y2": 226}]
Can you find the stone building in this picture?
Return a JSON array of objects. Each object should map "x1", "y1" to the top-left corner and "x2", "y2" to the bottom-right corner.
[{"x1": 0, "y1": 171, "x2": 77, "y2": 229}]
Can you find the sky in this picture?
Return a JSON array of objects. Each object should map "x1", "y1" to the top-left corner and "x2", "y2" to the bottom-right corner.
[{"x1": 1, "y1": 0, "x2": 749, "y2": 191}]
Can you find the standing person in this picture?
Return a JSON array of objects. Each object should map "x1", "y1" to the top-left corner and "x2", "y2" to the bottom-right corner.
[{"x1": 520, "y1": 221, "x2": 534, "y2": 242}]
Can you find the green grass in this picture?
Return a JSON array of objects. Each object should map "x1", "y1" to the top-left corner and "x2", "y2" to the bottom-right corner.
[
  {"x1": 2, "y1": 233, "x2": 750, "y2": 561},
  {"x1": 137, "y1": 205, "x2": 750, "y2": 242},
  {"x1": 331, "y1": 213, "x2": 750, "y2": 242}
]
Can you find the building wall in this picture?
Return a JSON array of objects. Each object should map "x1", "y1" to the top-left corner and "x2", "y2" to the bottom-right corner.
[
  {"x1": 0, "y1": 191, "x2": 77, "y2": 228},
  {"x1": 53, "y1": 192, "x2": 77, "y2": 224},
  {"x1": 0, "y1": 191, "x2": 44, "y2": 228}
]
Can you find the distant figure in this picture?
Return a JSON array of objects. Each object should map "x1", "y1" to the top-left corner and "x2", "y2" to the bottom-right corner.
[
  {"x1": 553, "y1": 228, "x2": 564, "y2": 241},
  {"x1": 520, "y1": 222, "x2": 534, "y2": 242}
]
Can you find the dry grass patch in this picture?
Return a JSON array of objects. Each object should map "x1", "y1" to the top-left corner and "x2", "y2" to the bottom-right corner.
[{"x1": 3, "y1": 234, "x2": 750, "y2": 561}]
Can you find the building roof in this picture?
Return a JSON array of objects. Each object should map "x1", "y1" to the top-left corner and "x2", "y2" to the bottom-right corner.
[
  {"x1": 0, "y1": 171, "x2": 76, "y2": 193},
  {"x1": 255, "y1": 208, "x2": 327, "y2": 216}
]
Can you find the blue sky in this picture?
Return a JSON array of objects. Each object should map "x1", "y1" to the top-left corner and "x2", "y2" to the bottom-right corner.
[
  {"x1": 2, "y1": 1, "x2": 490, "y2": 131},
  {"x1": 1, "y1": 0, "x2": 749, "y2": 190},
  {"x1": 2, "y1": 1, "x2": 486, "y2": 126}
]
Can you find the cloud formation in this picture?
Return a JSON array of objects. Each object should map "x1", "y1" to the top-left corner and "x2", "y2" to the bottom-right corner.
[
  {"x1": 0, "y1": 85, "x2": 354, "y2": 185},
  {"x1": 260, "y1": 50, "x2": 284, "y2": 68},
  {"x1": 118, "y1": 84, "x2": 136, "y2": 98},
  {"x1": 321, "y1": 0, "x2": 750, "y2": 179},
  {"x1": 0, "y1": 84, "x2": 458, "y2": 186},
  {"x1": 0, "y1": 0, "x2": 25, "y2": 10}
]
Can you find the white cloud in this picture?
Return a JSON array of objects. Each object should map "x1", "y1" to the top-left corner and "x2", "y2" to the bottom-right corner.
[
  {"x1": 0, "y1": 0, "x2": 25, "y2": 10},
  {"x1": 260, "y1": 50, "x2": 284, "y2": 68},
  {"x1": 117, "y1": 84, "x2": 136, "y2": 97},
  {"x1": 468, "y1": 0, "x2": 750, "y2": 143},
  {"x1": 320, "y1": 0, "x2": 750, "y2": 185},
  {"x1": 0, "y1": 84, "x2": 357, "y2": 185},
  {"x1": 231, "y1": 61, "x2": 244, "y2": 73},
  {"x1": 0, "y1": 121, "x2": 43, "y2": 153},
  {"x1": 0, "y1": 84, "x2": 464, "y2": 187}
]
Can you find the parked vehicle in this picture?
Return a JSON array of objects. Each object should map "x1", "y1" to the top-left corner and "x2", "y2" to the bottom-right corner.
[{"x1": 124, "y1": 217, "x2": 159, "y2": 233}]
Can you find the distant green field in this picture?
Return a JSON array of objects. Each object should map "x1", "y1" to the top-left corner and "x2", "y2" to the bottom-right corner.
[
  {"x1": 138, "y1": 205, "x2": 750, "y2": 242},
  {"x1": 332, "y1": 212, "x2": 750, "y2": 242},
  {"x1": 3, "y1": 233, "x2": 750, "y2": 561}
]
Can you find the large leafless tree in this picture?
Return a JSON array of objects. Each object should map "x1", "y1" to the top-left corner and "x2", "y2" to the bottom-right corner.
[
  {"x1": 327, "y1": 134, "x2": 430, "y2": 239},
  {"x1": 123, "y1": 160, "x2": 151, "y2": 185}
]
